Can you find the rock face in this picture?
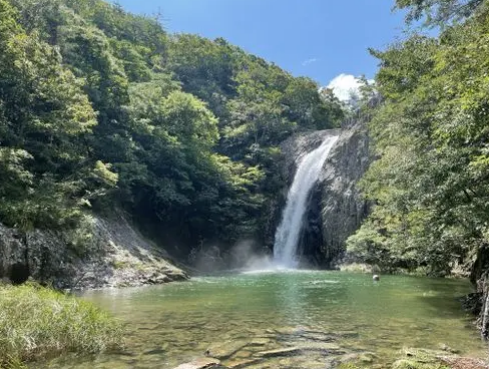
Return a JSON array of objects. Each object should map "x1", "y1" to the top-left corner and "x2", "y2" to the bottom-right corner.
[
  {"x1": 279, "y1": 116, "x2": 370, "y2": 267},
  {"x1": 317, "y1": 117, "x2": 370, "y2": 266},
  {"x1": 0, "y1": 211, "x2": 188, "y2": 289}
]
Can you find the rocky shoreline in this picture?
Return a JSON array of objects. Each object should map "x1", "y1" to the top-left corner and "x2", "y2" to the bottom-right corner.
[
  {"x1": 140, "y1": 323, "x2": 487, "y2": 369},
  {"x1": 0, "y1": 212, "x2": 188, "y2": 290},
  {"x1": 169, "y1": 328, "x2": 488, "y2": 369}
]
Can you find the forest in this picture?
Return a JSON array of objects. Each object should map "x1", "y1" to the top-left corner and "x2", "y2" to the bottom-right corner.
[
  {"x1": 3, "y1": 0, "x2": 489, "y2": 368},
  {"x1": 0, "y1": 0, "x2": 345, "y2": 255},
  {"x1": 1, "y1": 0, "x2": 489, "y2": 280},
  {"x1": 347, "y1": 0, "x2": 489, "y2": 280}
]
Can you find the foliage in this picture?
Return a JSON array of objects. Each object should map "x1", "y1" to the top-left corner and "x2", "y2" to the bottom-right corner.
[
  {"x1": 0, "y1": 283, "x2": 122, "y2": 368},
  {"x1": 348, "y1": 0, "x2": 489, "y2": 275},
  {"x1": 0, "y1": 0, "x2": 345, "y2": 252},
  {"x1": 0, "y1": 0, "x2": 112, "y2": 230},
  {"x1": 395, "y1": 0, "x2": 485, "y2": 26}
]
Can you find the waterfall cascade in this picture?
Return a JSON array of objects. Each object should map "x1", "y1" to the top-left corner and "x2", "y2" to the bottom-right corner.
[{"x1": 273, "y1": 135, "x2": 339, "y2": 268}]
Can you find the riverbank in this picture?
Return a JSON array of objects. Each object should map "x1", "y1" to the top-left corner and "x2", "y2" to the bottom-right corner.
[
  {"x1": 0, "y1": 283, "x2": 122, "y2": 369},
  {"x1": 172, "y1": 347, "x2": 489, "y2": 369}
]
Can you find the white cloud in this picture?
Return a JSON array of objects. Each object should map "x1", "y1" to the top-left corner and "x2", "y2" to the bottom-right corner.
[
  {"x1": 302, "y1": 58, "x2": 319, "y2": 66},
  {"x1": 326, "y1": 74, "x2": 374, "y2": 104}
]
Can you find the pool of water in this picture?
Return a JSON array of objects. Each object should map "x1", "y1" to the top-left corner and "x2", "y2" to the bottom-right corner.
[{"x1": 44, "y1": 271, "x2": 486, "y2": 368}]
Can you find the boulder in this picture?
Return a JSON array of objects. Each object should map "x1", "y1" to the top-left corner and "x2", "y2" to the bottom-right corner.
[{"x1": 205, "y1": 340, "x2": 249, "y2": 360}]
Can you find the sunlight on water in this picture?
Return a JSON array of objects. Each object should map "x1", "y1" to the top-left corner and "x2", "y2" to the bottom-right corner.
[{"x1": 42, "y1": 271, "x2": 486, "y2": 369}]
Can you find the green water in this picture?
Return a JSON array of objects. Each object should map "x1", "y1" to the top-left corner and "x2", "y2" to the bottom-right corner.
[{"x1": 47, "y1": 271, "x2": 486, "y2": 368}]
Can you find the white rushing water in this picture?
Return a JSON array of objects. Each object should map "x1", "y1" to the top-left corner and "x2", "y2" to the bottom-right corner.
[{"x1": 273, "y1": 135, "x2": 339, "y2": 268}]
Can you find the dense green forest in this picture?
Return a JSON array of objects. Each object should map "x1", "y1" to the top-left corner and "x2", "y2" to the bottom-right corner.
[
  {"x1": 0, "y1": 0, "x2": 344, "y2": 253},
  {"x1": 4, "y1": 0, "x2": 489, "y2": 280},
  {"x1": 347, "y1": 0, "x2": 489, "y2": 277}
]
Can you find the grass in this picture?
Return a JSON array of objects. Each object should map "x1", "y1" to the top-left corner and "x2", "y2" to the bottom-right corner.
[{"x1": 0, "y1": 283, "x2": 123, "y2": 368}]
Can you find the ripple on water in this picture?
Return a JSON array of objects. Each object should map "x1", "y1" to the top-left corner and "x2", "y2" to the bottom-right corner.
[{"x1": 40, "y1": 271, "x2": 486, "y2": 369}]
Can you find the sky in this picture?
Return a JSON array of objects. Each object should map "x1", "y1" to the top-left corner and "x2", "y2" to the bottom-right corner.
[{"x1": 114, "y1": 0, "x2": 410, "y2": 101}]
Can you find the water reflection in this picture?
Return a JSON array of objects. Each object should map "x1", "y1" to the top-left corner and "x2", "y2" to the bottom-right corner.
[{"x1": 42, "y1": 271, "x2": 486, "y2": 369}]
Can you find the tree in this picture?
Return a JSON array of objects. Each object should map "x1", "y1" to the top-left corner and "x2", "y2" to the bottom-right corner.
[
  {"x1": 395, "y1": 0, "x2": 484, "y2": 26},
  {"x1": 348, "y1": 4, "x2": 489, "y2": 274},
  {"x1": 0, "y1": 0, "x2": 111, "y2": 229}
]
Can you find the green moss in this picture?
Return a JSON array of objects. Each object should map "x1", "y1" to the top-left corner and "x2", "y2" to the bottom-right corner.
[
  {"x1": 392, "y1": 360, "x2": 449, "y2": 369},
  {"x1": 112, "y1": 260, "x2": 129, "y2": 270},
  {"x1": 392, "y1": 349, "x2": 451, "y2": 369},
  {"x1": 0, "y1": 283, "x2": 122, "y2": 368}
]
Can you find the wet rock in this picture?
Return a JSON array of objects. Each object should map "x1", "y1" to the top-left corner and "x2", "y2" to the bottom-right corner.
[
  {"x1": 341, "y1": 352, "x2": 378, "y2": 364},
  {"x1": 0, "y1": 212, "x2": 188, "y2": 289},
  {"x1": 338, "y1": 353, "x2": 363, "y2": 363},
  {"x1": 248, "y1": 338, "x2": 271, "y2": 347},
  {"x1": 299, "y1": 331, "x2": 335, "y2": 342},
  {"x1": 226, "y1": 358, "x2": 262, "y2": 368},
  {"x1": 143, "y1": 347, "x2": 165, "y2": 355},
  {"x1": 294, "y1": 342, "x2": 345, "y2": 354},
  {"x1": 278, "y1": 114, "x2": 371, "y2": 267},
  {"x1": 206, "y1": 341, "x2": 249, "y2": 360},
  {"x1": 256, "y1": 347, "x2": 302, "y2": 358},
  {"x1": 335, "y1": 331, "x2": 360, "y2": 338},
  {"x1": 173, "y1": 357, "x2": 225, "y2": 369},
  {"x1": 437, "y1": 343, "x2": 459, "y2": 354},
  {"x1": 230, "y1": 350, "x2": 253, "y2": 359}
]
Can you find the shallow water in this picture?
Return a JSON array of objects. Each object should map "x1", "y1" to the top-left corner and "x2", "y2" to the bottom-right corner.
[{"x1": 45, "y1": 271, "x2": 486, "y2": 368}]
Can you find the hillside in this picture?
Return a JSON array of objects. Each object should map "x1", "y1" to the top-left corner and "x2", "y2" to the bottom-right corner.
[{"x1": 0, "y1": 0, "x2": 345, "y2": 266}]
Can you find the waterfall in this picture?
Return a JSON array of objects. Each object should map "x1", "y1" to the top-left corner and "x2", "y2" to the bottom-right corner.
[{"x1": 273, "y1": 135, "x2": 339, "y2": 268}]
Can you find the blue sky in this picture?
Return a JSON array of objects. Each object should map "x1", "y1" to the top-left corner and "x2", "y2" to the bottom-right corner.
[{"x1": 115, "y1": 0, "x2": 409, "y2": 93}]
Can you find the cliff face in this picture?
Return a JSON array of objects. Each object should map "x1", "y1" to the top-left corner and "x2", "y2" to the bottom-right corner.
[
  {"x1": 279, "y1": 117, "x2": 370, "y2": 267},
  {"x1": 0, "y1": 212, "x2": 188, "y2": 289},
  {"x1": 316, "y1": 118, "x2": 371, "y2": 266}
]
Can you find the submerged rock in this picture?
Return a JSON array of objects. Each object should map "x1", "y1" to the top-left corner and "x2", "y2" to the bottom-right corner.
[
  {"x1": 248, "y1": 338, "x2": 271, "y2": 347},
  {"x1": 173, "y1": 357, "x2": 225, "y2": 369},
  {"x1": 338, "y1": 352, "x2": 377, "y2": 365},
  {"x1": 256, "y1": 347, "x2": 302, "y2": 358},
  {"x1": 225, "y1": 358, "x2": 262, "y2": 369},
  {"x1": 294, "y1": 342, "x2": 344, "y2": 354},
  {"x1": 335, "y1": 331, "x2": 360, "y2": 338},
  {"x1": 206, "y1": 340, "x2": 249, "y2": 360}
]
